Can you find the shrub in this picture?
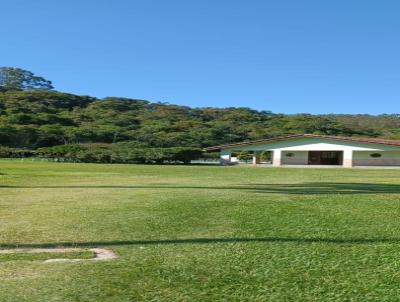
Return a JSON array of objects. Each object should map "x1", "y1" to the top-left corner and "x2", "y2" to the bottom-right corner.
[
  {"x1": 237, "y1": 151, "x2": 252, "y2": 162},
  {"x1": 37, "y1": 144, "x2": 204, "y2": 164},
  {"x1": 0, "y1": 146, "x2": 34, "y2": 158}
]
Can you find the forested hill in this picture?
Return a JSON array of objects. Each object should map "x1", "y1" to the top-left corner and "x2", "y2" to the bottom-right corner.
[{"x1": 1, "y1": 90, "x2": 400, "y2": 149}]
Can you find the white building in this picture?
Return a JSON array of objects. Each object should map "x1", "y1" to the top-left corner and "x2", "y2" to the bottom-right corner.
[{"x1": 205, "y1": 134, "x2": 400, "y2": 168}]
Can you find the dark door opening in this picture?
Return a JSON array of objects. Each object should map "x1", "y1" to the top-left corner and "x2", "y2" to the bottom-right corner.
[{"x1": 308, "y1": 151, "x2": 343, "y2": 165}]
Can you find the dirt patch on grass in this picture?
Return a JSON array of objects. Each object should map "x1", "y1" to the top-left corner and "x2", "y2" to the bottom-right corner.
[{"x1": 0, "y1": 248, "x2": 117, "y2": 263}]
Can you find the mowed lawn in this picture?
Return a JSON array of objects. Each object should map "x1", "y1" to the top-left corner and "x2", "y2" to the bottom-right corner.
[{"x1": 1, "y1": 161, "x2": 400, "y2": 301}]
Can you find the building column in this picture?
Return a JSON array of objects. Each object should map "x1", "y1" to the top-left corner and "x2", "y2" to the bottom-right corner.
[
  {"x1": 272, "y1": 150, "x2": 282, "y2": 167},
  {"x1": 343, "y1": 149, "x2": 353, "y2": 168},
  {"x1": 220, "y1": 151, "x2": 232, "y2": 165},
  {"x1": 252, "y1": 151, "x2": 261, "y2": 165}
]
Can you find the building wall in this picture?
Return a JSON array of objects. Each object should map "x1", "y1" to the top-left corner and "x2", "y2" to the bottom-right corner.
[
  {"x1": 353, "y1": 151, "x2": 400, "y2": 166},
  {"x1": 220, "y1": 138, "x2": 400, "y2": 167},
  {"x1": 281, "y1": 151, "x2": 309, "y2": 165},
  {"x1": 224, "y1": 137, "x2": 400, "y2": 153}
]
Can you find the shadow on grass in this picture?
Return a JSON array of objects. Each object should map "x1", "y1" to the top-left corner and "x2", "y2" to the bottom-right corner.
[
  {"x1": 1, "y1": 183, "x2": 400, "y2": 194},
  {"x1": 1, "y1": 237, "x2": 400, "y2": 249}
]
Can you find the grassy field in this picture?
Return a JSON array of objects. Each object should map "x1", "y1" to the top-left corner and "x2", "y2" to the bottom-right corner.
[
  {"x1": 0, "y1": 250, "x2": 95, "y2": 262},
  {"x1": 1, "y1": 160, "x2": 400, "y2": 301}
]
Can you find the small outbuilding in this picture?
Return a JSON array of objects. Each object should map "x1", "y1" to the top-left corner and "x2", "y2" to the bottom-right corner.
[{"x1": 205, "y1": 134, "x2": 400, "y2": 168}]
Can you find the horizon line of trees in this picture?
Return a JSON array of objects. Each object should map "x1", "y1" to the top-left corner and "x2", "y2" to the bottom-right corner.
[
  {"x1": 0, "y1": 144, "x2": 215, "y2": 164},
  {"x1": 1, "y1": 67, "x2": 400, "y2": 164}
]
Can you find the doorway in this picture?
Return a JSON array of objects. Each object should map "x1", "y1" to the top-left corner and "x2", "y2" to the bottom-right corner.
[{"x1": 308, "y1": 151, "x2": 343, "y2": 165}]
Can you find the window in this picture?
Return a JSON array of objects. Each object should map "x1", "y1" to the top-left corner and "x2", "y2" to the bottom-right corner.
[
  {"x1": 285, "y1": 152, "x2": 295, "y2": 157},
  {"x1": 370, "y1": 153, "x2": 382, "y2": 158}
]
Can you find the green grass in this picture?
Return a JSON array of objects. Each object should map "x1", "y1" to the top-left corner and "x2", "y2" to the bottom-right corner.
[
  {"x1": 1, "y1": 160, "x2": 400, "y2": 301},
  {"x1": 0, "y1": 250, "x2": 95, "y2": 262}
]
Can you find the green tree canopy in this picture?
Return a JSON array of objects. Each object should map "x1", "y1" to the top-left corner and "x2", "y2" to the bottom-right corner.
[
  {"x1": 0, "y1": 89, "x2": 399, "y2": 149},
  {"x1": 0, "y1": 67, "x2": 54, "y2": 91}
]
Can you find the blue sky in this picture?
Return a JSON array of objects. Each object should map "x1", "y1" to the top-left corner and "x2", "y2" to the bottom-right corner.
[{"x1": 1, "y1": 1, "x2": 399, "y2": 114}]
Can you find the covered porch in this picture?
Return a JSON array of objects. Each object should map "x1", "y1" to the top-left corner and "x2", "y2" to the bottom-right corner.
[
  {"x1": 221, "y1": 149, "x2": 355, "y2": 167},
  {"x1": 208, "y1": 135, "x2": 400, "y2": 168}
]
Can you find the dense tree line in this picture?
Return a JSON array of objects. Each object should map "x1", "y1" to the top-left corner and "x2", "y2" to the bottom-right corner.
[
  {"x1": 35, "y1": 144, "x2": 205, "y2": 164},
  {"x1": 0, "y1": 89, "x2": 399, "y2": 151},
  {"x1": 0, "y1": 65, "x2": 399, "y2": 164}
]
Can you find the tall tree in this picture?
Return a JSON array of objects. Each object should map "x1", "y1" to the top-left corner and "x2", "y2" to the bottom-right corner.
[{"x1": 0, "y1": 67, "x2": 54, "y2": 91}]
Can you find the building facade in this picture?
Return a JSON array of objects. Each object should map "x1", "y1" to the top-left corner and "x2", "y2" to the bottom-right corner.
[{"x1": 205, "y1": 134, "x2": 400, "y2": 168}]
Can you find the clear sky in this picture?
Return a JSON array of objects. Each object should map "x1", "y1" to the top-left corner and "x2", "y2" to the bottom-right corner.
[{"x1": 1, "y1": 1, "x2": 399, "y2": 114}]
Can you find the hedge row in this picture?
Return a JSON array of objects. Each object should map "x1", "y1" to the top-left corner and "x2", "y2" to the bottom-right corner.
[
  {"x1": 0, "y1": 143, "x2": 214, "y2": 164},
  {"x1": 0, "y1": 146, "x2": 35, "y2": 158}
]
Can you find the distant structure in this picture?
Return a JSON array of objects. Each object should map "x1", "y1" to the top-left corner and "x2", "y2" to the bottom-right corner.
[{"x1": 205, "y1": 134, "x2": 400, "y2": 167}]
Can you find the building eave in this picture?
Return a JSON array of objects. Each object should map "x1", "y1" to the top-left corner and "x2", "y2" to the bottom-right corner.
[{"x1": 203, "y1": 134, "x2": 400, "y2": 152}]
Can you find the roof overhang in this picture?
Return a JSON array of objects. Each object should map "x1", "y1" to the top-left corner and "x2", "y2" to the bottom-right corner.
[{"x1": 203, "y1": 134, "x2": 400, "y2": 152}]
